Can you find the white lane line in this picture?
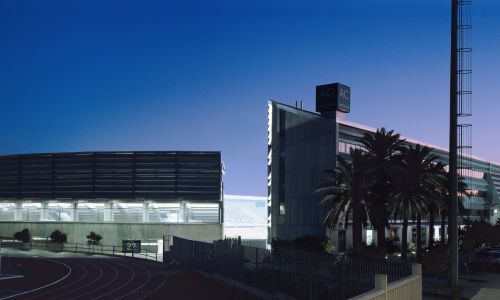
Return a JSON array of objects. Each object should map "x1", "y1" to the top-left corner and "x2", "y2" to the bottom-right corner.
[
  {"x1": 114, "y1": 260, "x2": 152, "y2": 300},
  {"x1": 54, "y1": 260, "x2": 104, "y2": 299},
  {"x1": 137, "y1": 268, "x2": 168, "y2": 300},
  {"x1": 25, "y1": 260, "x2": 88, "y2": 299},
  {"x1": 69, "y1": 260, "x2": 120, "y2": 300},
  {"x1": 0, "y1": 258, "x2": 72, "y2": 300},
  {"x1": 92, "y1": 259, "x2": 136, "y2": 300},
  {"x1": 151, "y1": 270, "x2": 168, "y2": 294}
]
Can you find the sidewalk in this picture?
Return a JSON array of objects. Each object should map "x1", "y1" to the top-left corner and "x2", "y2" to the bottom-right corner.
[{"x1": 423, "y1": 272, "x2": 500, "y2": 299}]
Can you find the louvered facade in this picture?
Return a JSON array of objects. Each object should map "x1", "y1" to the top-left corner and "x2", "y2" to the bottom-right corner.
[{"x1": 0, "y1": 151, "x2": 222, "y2": 201}]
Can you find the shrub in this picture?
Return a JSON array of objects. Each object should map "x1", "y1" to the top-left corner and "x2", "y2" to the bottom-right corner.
[
  {"x1": 50, "y1": 230, "x2": 67, "y2": 244},
  {"x1": 358, "y1": 244, "x2": 386, "y2": 260},
  {"x1": 86, "y1": 231, "x2": 102, "y2": 245},
  {"x1": 385, "y1": 238, "x2": 400, "y2": 254},
  {"x1": 13, "y1": 228, "x2": 31, "y2": 244},
  {"x1": 322, "y1": 239, "x2": 336, "y2": 254},
  {"x1": 461, "y1": 220, "x2": 500, "y2": 251},
  {"x1": 422, "y1": 245, "x2": 449, "y2": 276},
  {"x1": 272, "y1": 235, "x2": 329, "y2": 252}
]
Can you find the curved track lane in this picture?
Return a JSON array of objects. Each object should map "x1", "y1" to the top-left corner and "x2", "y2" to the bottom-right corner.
[{"x1": 0, "y1": 256, "x2": 167, "y2": 300}]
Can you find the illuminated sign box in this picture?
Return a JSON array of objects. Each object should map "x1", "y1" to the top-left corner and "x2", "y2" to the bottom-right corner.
[
  {"x1": 122, "y1": 240, "x2": 141, "y2": 253},
  {"x1": 316, "y1": 83, "x2": 351, "y2": 113}
]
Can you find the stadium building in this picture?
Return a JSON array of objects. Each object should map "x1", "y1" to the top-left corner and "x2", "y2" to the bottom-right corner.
[
  {"x1": 223, "y1": 194, "x2": 267, "y2": 248},
  {"x1": 267, "y1": 83, "x2": 500, "y2": 250},
  {"x1": 0, "y1": 151, "x2": 223, "y2": 249}
]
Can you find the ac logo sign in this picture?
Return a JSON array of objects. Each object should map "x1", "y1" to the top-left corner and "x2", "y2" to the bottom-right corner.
[
  {"x1": 315, "y1": 82, "x2": 351, "y2": 113},
  {"x1": 339, "y1": 87, "x2": 350, "y2": 101}
]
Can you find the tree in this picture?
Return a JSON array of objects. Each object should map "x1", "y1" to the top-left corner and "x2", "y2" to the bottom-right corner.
[
  {"x1": 50, "y1": 229, "x2": 67, "y2": 244},
  {"x1": 436, "y1": 174, "x2": 468, "y2": 245},
  {"x1": 86, "y1": 231, "x2": 103, "y2": 245},
  {"x1": 317, "y1": 149, "x2": 370, "y2": 253},
  {"x1": 360, "y1": 128, "x2": 406, "y2": 252},
  {"x1": 392, "y1": 145, "x2": 446, "y2": 260},
  {"x1": 13, "y1": 228, "x2": 31, "y2": 244}
]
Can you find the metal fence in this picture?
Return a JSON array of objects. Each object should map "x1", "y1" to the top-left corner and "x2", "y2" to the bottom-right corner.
[
  {"x1": 165, "y1": 236, "x2": 412, "y2": 300},
  {"x1": 0, "y1": 238, "x2": 160, "y2": 262}
]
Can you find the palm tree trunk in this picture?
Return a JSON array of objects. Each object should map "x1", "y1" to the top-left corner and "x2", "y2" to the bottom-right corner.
[
  {"x1": 401, "y1": 212, "x2": 408, "y2": 260},
  {"x1": 416, "y1": 213, "x2": 422, "y2": 261},
  {"x1": 352, "y1": 192, "x2": 362, "y2": 254},
  {"x1": 376, "y1": 207, "x2": 386, "y2": 253},
  {"x1": 440, "y1": 210, "x2": 446, "y2": 244},
  {"x1": 428, "y1": 210, "x2": 435, "y2": 248}
]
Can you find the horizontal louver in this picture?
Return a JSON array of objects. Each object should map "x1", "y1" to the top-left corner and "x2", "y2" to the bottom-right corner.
[{"x1": 0, "y1": 151, "x2": 222, "y2": 201}]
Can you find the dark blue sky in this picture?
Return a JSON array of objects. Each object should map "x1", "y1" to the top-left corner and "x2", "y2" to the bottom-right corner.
[{"x1": 1, "y1": 0, "x2": 499, "y2": 195}]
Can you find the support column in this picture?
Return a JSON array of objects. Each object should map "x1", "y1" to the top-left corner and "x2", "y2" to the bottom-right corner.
[
  {"x1": 72, "y1": 203, "x2": 79, "y2": 222},
  {"x1": 142, "y1": 202, "x2": 150, "y2": 223},
  {"x1": 180, "y1": 202, "x2": 187, "y2": 222},
  {"x1": 104, "y1": 202, "x2": 113, "y2": 222},
  {"x1": 41, "y1": 202, "x2": 49, "y2": 221},
  {"x1": 14, "y1": 202, "x2": 23, "y2": 221}
]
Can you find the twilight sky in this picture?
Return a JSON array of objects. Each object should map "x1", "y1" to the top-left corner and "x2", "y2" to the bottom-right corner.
[{"x1": 1, "y1": 0, "x2": 499, "y2": 196}]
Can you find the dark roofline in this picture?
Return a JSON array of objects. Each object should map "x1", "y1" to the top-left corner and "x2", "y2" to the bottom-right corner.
[
  {"x1": 0, "y1": 150, "x2": 221, "y2": 158},
  {"x1": 269, "y1": 99, "x2": 323, "y2": 118}
]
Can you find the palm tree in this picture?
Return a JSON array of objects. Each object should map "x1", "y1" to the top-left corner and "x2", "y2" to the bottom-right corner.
[
  {"x1": 426, "y1": 162, "x2": 449, "y2": 248},
  {"x1": 437, "y1": 174, "x2": 468, "y2": 244},
  {"x1": 360, "y1": 128, "x2": 405, "y2": 252},
  {"x1": 392, "y1": 145, "x2": 445, "y2": 259},
  {"x1": 317, "y1": 149, "x2": 370, "y2": 253}
]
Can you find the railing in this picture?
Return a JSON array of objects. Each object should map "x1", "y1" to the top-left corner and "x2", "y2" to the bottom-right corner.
[
  {"x1": 0, "y1": 238, "x2": 160, "y2": 262},
  {"x1": 349, "y1": 264, "x2": 422, "y2": 300},
  {"x1": 166, "y1": 236, "x2": 412, "y2": 300}
]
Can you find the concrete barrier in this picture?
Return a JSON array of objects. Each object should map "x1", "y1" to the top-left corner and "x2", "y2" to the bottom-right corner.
[{"x1": 349, "y1": 264, "x2": 422, "y2": 300}]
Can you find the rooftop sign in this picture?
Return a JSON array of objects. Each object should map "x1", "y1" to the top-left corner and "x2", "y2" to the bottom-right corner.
[{"x1": 316, "y1": 83, "x2": 350, "y2": 113}]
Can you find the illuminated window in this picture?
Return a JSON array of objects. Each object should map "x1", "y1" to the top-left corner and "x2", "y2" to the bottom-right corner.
[{"x1": 338, "y1": 141, "x2": 364, "y2": 154}]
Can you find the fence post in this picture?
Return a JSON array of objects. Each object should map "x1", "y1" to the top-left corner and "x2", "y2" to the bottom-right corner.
[
  {"x1": 113, "y1": 245, "x2": 115, "y2": 255},
  {"x1": 75, "y1": 243, "x2": 77, "y2": 252},
  {"x1": 374, "y1": 274, "x2": 387, "y2": 300},
  {"x1": 255, "y1": 248, "x2": 259, "y2": 271},
  {"x1": 412, "y1": 263, "x2": 422, "y2": 300},
  {"x1": 278, "y1": 253, "x2": 282, "y2": 289},
  {"x1": 341, "y1": 259, "x2": 347, "y2": 300}
]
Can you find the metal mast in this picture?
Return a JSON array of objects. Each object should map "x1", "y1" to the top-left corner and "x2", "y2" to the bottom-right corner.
[{"x1": 449, "y1": 0, "x2": 472, "y2": 287}]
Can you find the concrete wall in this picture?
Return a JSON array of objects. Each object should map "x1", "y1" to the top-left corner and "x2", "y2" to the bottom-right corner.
[{"x1": 0, "y1": 221, "x2": 222, "y2": 245}]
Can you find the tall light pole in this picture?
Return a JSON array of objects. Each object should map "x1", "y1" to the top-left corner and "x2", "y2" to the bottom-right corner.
[{"x1": 449, "y1": 0, "x2": 459, "y2": 288}]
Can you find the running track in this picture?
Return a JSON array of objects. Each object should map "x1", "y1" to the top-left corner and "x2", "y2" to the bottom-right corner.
[{"x1": 0, "y1": 256, "x2": 167, "y2": 300}]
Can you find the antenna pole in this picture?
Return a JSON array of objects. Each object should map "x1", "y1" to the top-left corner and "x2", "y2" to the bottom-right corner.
[{"x1": 449, "y1": 0, "x2": 459, "y2": 288}]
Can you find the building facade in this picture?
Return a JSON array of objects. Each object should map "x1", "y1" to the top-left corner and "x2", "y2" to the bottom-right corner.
[
  {"x1": 267, "y1": 83, "x2": 500, "y2": 249},
  {"x1": 0, "y1": 151, "x2": 223, "y2": 247},
  {"x1": 223, "y1": 194, "x2": 267, "y2": 248}
]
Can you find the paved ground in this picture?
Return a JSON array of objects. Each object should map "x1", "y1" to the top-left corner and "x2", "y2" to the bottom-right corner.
[
  {"x1": 470, "y1": 288, "x2": 500, "y2": 300},
  {"x1": 423, "y1": 271, "x2": 500, "y2": 300},
  {"x1": 0, "y1": 255, "x2": 167, "y2": 299},
  {"x1": 0, "y1": 248, "x2": 262, "y2": 300}
]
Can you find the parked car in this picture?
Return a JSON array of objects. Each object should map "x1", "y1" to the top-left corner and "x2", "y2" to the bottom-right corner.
[{"x1": 469, "y1": 249, "x2": 500, "y2": 271}]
